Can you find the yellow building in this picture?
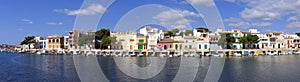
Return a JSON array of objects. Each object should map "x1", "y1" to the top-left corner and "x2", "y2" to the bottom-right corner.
[
  {"x1": 111, "y1": 32, "x2": 137, "y2": 51},
  {"x1": 47, "y1": 36, "x2": 64, "y2": 50},
  {"x1": 136, "y1": 34, "x2": 147, "y2": 51}
]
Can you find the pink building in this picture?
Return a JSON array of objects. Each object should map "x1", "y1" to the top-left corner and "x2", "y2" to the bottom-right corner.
[{"x1": 157, "y1": 38, "x2": 174, "y2": 50}]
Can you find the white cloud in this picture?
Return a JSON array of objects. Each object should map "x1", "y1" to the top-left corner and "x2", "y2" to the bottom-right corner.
[
  {"x1": 227, "y1": 21, "x2": 272, "y2": 28},
  {"x1": 47, "y1": 22, "x2": 63, "y2": 25},
  {"x1": 54, "y1": 4, "x2": 106, "y2": 16},
  {"x1": 286, "y1": 22, "x2": 300, "y2": 28},
  {"x1": 153, "y1": 10, "x2": 202, "y2": 29},
  {"x1": 240, "y1": 0, "x2": 300, "y2": 20},
  {"x1": 20, "y1": 19, "x2": 33, "y2": 24},
  {"x1": 223, "y1": 17, "x2": 241, "y2": 22},
  {"x1": 252, "y1": 22, "x2": 272, "y2": 27},
  {"x1": 287, "y1": 16, "x2": 298, "y2": 22},
  {"x1": 227, "y1": 21, "x2": 251, "y2": 28},
  {"x1": 186, "y1": 0, "x2": 215, "y2": 6}
]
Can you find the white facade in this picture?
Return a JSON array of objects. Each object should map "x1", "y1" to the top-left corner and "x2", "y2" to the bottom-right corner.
[
  {"x1": 63, "y1": 36, "x2": 69, "y2": 49},
  {"x1": 38, "y1": 40, "x2": 47, "y2": 49}
]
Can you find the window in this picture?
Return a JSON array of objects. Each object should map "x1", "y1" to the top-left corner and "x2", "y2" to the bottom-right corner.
[
  {"x1": 170, "y1": 45, "x2": 172, "y2": 48},
  {"x1": 189, "y1": 45, "x2": 192, "y2": 49},
  {"x1": 139, "y1": 39, "x2": 144, "y2": 43},
  {"x1": 175, "y1": 44, "x2": 178, "y2": 50},
  {"x1": 180, "y1": 44, "x2": 182, "y2": 50},
  {"x1": 204, "y1": 45, "x2": 208, "y2": 49},
  {"x1": 199, "y1": 45, "x2": 201, "y2": 49}
]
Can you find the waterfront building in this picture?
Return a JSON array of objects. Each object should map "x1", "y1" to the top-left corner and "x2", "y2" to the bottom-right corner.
[
  {"x1": 47, "y1": 36, "x2": 64, "y2": 50},
  {"x1": 209, "y1": 33, "x2": 221, "y2": 50},
  {"x1": 139, "y1": 26, "x2": 159, "y2": 50},
  {"x1": 173, "y1": 35, "x2": 184, "y2": 50},
  {"x1": 63, "y1": 36, "x2": 70, "y2": 49},
  {"x1": 38, "y1": 40, "x2": 47, "y2": 49},
  {"x1": 111, "y1": 32, "x2": 137, "y2": 51},
  {"x1": 68, "y1": 30, "x2": 81, "y2": 49},
  {"x1": 136, "y1": 34, "x2": 147, "y2": 51},
  {"x1": 157, "y1": 38, "x2": 174, "y2": 50},
  {"x1": 139, "y1": 26, "x2": 158, "y2": 36},
  {"x1": 183, "y1": 36, "x2": 198, "y2": 50}
]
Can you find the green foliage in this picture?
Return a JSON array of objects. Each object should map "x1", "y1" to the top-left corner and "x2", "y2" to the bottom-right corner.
[
  {"x1": 240, "y1": 34, "x2": 259, "y2": 49},
  {"x1": 296, "y1": 33, "x2": 300, "y2": 36},
  {"x1": 95, "y1": 28, "x2": 111, "y2": 49},
  {"x1": 171, "y1": 29, "x2": 179, "y2": 34},
  {"x1": 184, "y1": 30, "x2": 193, "y2": 36},
  {"x1": 78, "y1": 34, "x2": 94, "y2": 46},
  {"x1": 101, "y1": 36, "x2": 111, "y2": 49},
  {"x1": 21, "y1": 36, "x2": 36, "y2": 45},
  {"x1": 95, "y1": 28, "x2": 110, "y2": 40},
  {"x1": 218, "y1": 33, "x2": 235, "y2": 49}
]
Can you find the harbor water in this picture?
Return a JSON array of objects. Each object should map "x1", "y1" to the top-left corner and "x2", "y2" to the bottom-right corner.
[{"x1": 1, "y1": 52, "x2": 300, "y2": 81}]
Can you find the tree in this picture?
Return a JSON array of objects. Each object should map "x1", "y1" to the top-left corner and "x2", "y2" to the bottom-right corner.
[
  {"x1": 95, "y1": 28, "x2": 110, "y2": 40},
  {"x1": 218, "y1": 33, "x2": 235, "y2": 49},
  {"x1": 165, "y1": 31, "x2": 175, "y2": 37},
  {"x1": 101, "y1": 36, "x2": 111, "y2": 49},
  {"x1": 78, "y1": 34, "x2": 94, "y2": 47},
  {"x1": 95, "y1": 28, "x2": 111, "y2": 49},
  {"x1": 184, "y1": 30, "x2": 193, "y2": 36},
  {"x1": 171, "y1": 29, "x2": 179, "y2": 34},
  {"x1": 240, "y1": 34, "x2": 259, "y2": 49},
  {"x1": 296, "y1": 33, "x2": 300, "y2": 36},
  {"x1": 20, "y1": 36, "x2": 36, "y2": 49}
]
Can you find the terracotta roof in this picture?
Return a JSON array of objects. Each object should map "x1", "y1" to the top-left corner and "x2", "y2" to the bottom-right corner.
[{"x1": 159, "y1": 38, "x2": 174, "y2": 43}]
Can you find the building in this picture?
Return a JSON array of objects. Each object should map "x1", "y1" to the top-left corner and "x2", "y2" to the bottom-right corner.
[
  {"x1": 68, "y1": 30, "x2": 81, "y2": 49},
  {"x1": 157, "y1": 38, "x2": 174, "y2": 50},
  {"x1": 47, "y1": 36, "x2": 64, "y2": 50},
  {"x1": 38, "y1": 40, "x2": 47, "y2": 49},
  {"x1": 63, "y1": 36, "x2": 69, "y2": 49},
  {"x1": 136, "y1": 34, "x2": 147, "y2": 51},
  {"x1": 111, "y1": 32, "x2": 137, "y2": 51},
  {"x1": 183, "y1": 36, "x2": 198, "y2": 50},
  {"x1": 139, "y1": 26, "x2": 159, "y2": 50}
]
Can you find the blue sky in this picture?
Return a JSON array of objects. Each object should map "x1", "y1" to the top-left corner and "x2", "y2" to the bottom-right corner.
[{"x1": 1, "y1": 0, "x2": 300, "y2": 44}]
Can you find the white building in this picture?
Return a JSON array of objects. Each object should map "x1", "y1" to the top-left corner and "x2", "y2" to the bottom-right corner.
[
  {"x1": 139, "y1": 26, "x2": 160, "y2": 49},
  {"x1": 63, "y1": 36, "x2": 69, "y2": 49}
]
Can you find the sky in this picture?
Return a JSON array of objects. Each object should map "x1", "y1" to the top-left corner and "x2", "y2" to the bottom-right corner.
[{"x1": 1, "y1": 0, "x2": 300, "y2": 44}]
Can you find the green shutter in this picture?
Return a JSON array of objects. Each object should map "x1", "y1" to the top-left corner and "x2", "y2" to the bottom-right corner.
[
  {"x1": 138, "y1": 45, "x2": 143, "y2": 50},
  {"x1": 199, "y1": 45, "x2": 201, "y2": 49}
]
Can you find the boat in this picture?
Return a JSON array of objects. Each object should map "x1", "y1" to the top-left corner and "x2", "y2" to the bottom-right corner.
[
  {"x1": 130, "y1": 53, "x2": 136, "y2": 57},
  {"x1": 137, "y1": 54, "x2": 144, "y2": 57},
  {"x1": 234, "y1": 53, "x2": 242, "y2": 57},
  {"x1": 36, "y1": 51, "x2": 41, "y2": 55},
  {"x1": 169, "y1": 54, "x2": 173, "y2": 57},
  {"x1": 205, "y1": 53, "x2": 211, "y2": 57},
  {"x1": 86, "y1": 51, "x2": 94, "y2": 56},
  {"x1": 268, "y1": 51, "x2": 276, "y2": 56},
  {"x1": 212, "y1": 53, "x2": 219, "y2": 57},
  {"x1": 159, "y1": 54, "x2": 166, "y2": 57}
]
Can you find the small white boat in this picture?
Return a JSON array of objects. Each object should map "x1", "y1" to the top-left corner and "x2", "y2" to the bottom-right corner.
[
  {"x1": 169, "y1": 55, "x2": 173, "y2": 57},
  {"x1": 205, "y1": 53, "x2": 211, "y2": 57},
  {"x1": 137, "y1": 54, "x2": 144, "y2": 57},
  {"x1": 159, "y1": 54, "x2": 166, "y2": 57},
  {"x1": 130, "y1": 54, "x2": 136, "y2": 57},
  {"x1": 234, "y1": 53, "x2": 242, "y2": 57},
  {"x1": 213, "y1": 53, "x2": 219, "y2": 57},
  {"x1": 86, "y1": 51, "x2": 94, "y2": 56},
  {"x1": 36, "y1": 51, "x2": 41, "y2": 55}
]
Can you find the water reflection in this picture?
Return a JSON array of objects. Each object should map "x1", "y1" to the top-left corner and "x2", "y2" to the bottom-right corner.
[{"x1": 2, "y1": 52, "x2": 300, "y2": 82}]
